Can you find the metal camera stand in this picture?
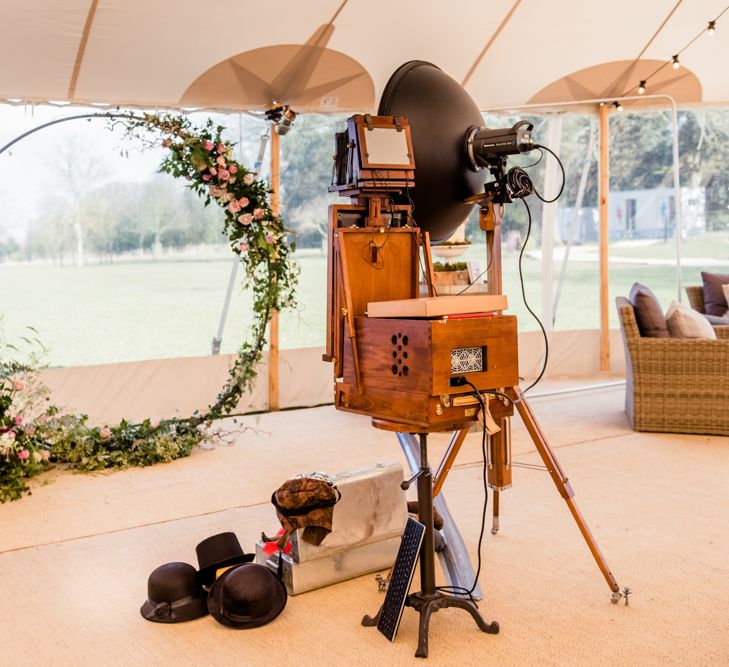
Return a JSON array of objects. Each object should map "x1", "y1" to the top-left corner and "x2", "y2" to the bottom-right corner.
[{"x1": 362, "y1": 430, "x2": 498, "y2": 659}]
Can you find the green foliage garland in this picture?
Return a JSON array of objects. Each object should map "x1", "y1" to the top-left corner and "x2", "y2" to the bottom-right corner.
[{"x1": 0, "y1": 113, "x2": 298, "y2": 502}]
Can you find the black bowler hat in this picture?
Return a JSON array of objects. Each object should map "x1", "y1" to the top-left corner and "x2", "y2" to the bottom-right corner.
[
  {"x1": 207, "y1": 563, "x2": 287, "y2": 629},
  {"x1": 140, "y1": 561, "x2": 208, "y2": 623},
  {"x1": 196, "y1": 532, "x2": 255, "y2": 587}
]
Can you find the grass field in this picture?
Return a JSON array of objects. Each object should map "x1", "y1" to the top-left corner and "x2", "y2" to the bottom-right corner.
[{"x1": 0, "y1": 242, "x2": 724, "y2": 368}]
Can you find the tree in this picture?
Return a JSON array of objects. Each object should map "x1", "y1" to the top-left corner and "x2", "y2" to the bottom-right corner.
[{"x1": 46, "y1": 135, "x2": 111, "y2": 265}]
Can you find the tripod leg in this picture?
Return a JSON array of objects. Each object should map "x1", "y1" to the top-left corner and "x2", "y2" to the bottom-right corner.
[
  {"x1": 507, "y1": 386, "x2": 620, "y2": 595},
  {"x1": 415, "y1": 603, "x2": 434, "y2": 658},
  {"x1": 361, "y1": 606, "x2": 382, "y2": 627},
  {"x1": 491, "y1": 489, "x2": 500, "y2": 535}
]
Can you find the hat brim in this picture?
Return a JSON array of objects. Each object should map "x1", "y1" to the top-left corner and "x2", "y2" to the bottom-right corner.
[
  {"x1": 198, "y1": 552, "x2": 255, "y2": 587},
  {"x1": 207, "y1": 564, "x2": 287, "y2": 629},
  {"x1": 140, "y1": 595, "x2": 208, "y2": 623}
]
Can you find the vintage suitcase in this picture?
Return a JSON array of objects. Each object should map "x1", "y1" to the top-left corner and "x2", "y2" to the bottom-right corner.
[{"x1": 256, "y1": 461, "x2": 407, "y2": 595}]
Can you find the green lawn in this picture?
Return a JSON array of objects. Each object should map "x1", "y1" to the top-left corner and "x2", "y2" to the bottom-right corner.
[
  {"x1": 606, "y1": 232, "x2": 729, "y2": 259},
  {"x1": 0, "y1": 244, "x2": 723, "y2": 368}
]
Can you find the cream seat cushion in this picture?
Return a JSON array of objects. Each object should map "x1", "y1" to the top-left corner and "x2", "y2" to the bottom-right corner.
[{"x1": 666, "y1": 301, "x2": 717, "y2": 339}]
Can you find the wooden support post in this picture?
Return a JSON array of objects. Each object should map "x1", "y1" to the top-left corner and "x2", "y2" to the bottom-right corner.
[
  {"x1": 481, "y1": 203, "x2": 503, "y2": 296},
  {"x1": 598, "y1": 104, "x2": 610, "y2": 372},
  {"x1": 269, "y1": 126, "x2": 280, "y2": 411}
]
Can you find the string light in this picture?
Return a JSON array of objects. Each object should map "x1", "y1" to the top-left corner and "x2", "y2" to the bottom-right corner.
[
  {"x1": 621, "y1": 9, "x2": 727, "y2": 101},
  {"x1": 613, "y1": 101, "x2": 624, "y2": 111}
]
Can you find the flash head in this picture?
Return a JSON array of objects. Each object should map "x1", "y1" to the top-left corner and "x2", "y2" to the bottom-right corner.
[{"x1": 466, "y1": 120, "x2": 534, "y2": 171}]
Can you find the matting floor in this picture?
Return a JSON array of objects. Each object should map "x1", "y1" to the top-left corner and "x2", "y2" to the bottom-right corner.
[{"x1": 2, "y1": 379, "x2": 728, "y2": 666}]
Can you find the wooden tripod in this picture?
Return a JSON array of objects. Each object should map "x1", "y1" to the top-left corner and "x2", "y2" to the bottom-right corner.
[
  {"x1": 429, "y1": 386, "x2": 621, "y2": 599},
  {"x1": 478, "y1": 201, "x2": 620, "y2": 598}
]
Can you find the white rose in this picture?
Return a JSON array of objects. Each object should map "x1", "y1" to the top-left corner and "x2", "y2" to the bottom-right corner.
[{"x1": 243, "y1": 174, "x2": 255, "y2": 186}]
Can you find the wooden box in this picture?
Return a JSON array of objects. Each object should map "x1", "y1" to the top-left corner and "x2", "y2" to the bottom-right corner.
[{"x1": 337, "y1": 314, "x2": 518, "y2": 430}]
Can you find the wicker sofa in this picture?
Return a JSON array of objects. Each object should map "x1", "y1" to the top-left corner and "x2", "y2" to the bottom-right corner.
[{"x1": 616, "y1": 296, "x2": 729, "y2": 435}]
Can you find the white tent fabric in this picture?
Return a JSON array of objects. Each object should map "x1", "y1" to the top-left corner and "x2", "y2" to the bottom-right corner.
[{"x1": 1, "y1": 0, "x2": 728, "y2": 112}]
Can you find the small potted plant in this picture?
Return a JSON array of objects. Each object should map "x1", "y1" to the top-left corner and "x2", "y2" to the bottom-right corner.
[{"x1": 432, "y1": 260, "x2": 470, "y2": 286}]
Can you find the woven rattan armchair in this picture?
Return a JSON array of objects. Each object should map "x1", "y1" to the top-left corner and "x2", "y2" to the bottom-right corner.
[{"x1": 616, "y1": 296, "x2": 729, "y2": 435}]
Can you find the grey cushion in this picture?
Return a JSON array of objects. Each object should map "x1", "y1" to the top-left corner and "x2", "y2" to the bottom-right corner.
[
  {"x1": 629, "y1": 282, "x2": 670, "y2": 338},
  {"x1": 704, "y1": 313, "x2": 729, "y2": 325}
]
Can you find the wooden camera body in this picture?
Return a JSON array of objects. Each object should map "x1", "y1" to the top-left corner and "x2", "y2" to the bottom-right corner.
[{"x1": 324, "y1": 114, "x2": 518, "y2": 434}]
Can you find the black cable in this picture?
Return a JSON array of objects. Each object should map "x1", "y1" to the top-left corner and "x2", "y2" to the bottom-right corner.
[
  {"x1": 530, "y1": 144, "x2": 566, "y2": 203},
  {"x1": 515, "y1": 147, "x2": 544, "y2": 170},
  {"x1": 516, "y1": 198, "x2": 549, "y2": 395},
  {"x1": 453, "y1": 250, "x2": 493, "y2": 295},
  {"x1": 435, "y1": 379, "x2": 489, "y2": 604}
]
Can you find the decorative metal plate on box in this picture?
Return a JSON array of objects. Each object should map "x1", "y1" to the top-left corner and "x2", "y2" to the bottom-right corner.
[{"x1": 451, "y1": 346, "x2": 485, "y2": 374}]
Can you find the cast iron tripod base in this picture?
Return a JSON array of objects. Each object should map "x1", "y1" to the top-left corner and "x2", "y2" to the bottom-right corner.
[
  {"x1": 362, "y1": 431, "x2": 499, "y2": 658},
  {"x1": 362, "y1": 590, "x2": 499, "y2": 659}
]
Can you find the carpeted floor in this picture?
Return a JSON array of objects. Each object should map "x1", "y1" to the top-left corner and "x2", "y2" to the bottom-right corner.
[{"x1": 2, "y1": 380, "x2": 728, "y2": 666}]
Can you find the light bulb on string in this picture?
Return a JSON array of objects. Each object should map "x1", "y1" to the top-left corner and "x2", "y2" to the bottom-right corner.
[
  {"x1": 638, "y1": 80, "x2": 646, "y2": 94},
  {"x1": 672, "y1": 54, "x2": 680, "y2": 69},
  {"x1": 708, "y1": 20, "x2": 716, "y2": 35},
  {"x1": 613, "y1": 101, "x2": 623, "y2": 111}
]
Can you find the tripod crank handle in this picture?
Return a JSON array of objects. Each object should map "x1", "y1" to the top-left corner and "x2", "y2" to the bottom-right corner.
[{"x1": 401, "y1": 469, "x2": 426, "y2": 490}]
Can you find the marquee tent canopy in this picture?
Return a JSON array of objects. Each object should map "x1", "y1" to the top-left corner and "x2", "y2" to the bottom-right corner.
[{"x1": 1, "y1": 0, "x2": 728, "y2": 113}]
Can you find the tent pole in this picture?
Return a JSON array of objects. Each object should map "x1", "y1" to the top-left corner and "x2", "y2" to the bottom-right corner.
[
  {"x1": 669, "y1": 99, "x2": 682, "y2": 301},
  {"x1": 598, "y1": 104, "x2": 610, "y2": 372},
  {"x1": 540, "y1": 114, "x2": 563, "y2": 332},
  {"x1": 269, "y1": 126, "x2": 281, "y2": 411}
]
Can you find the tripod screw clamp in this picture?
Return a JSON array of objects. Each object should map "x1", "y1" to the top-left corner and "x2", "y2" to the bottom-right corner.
[{"x1": 610, "y1": 586, "x2": 632, "y2": 606}]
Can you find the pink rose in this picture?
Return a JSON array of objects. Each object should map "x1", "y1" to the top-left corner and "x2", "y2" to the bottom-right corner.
[
  {"x1": 13, "y1": 380, "x2": 24, "y2": 391},
  {"x1": 218, "y1": 168, "x2": 230, "y2": 181},
  {"x1": 209, "y1": 167, "x2": 217, "y2": 176},
  {"x1": 228, "y1": 200, "x2": 241, "y2": 213},
  {"x1": 265, "y1": 232, "x2": 276, "y2": 245},
  {"x1": 238, "y1": 242, "x2": 249, "y2": 253},
  {"x1": 203, "y1": 140, "x2": 214, "y2": 151},
  {"x1": 99, "y1": 427, "x2": 112, "y2": 439},
  {"x1": 202, "y1": 174, "x2": 212, "y2": 182},
  {"x1": 25, "y1": 425, "x2": 36, "y2": 436},
  {"x1": 228, "y1": 176, "x2": 237, "y2": 184},
  {"x1": 40, "y1": 449, "x2": 51, "y2": 462},
  {"x1": 253, "y1": 208, "x2": 264, "y2": 220},
  {"x1": 216, "y1": 156, "x2": 226, "y2": 166},
  {"x1": 243, "y1": 174, "x2": 254, "y2": 186},
  {"x1": 150, "y1": 419, "x2": 160, "y2": 429},
  {"x1": 238, "y1": 214, "x2": 252, "y2": 225},
  {"x1": 217, "y1": 143, "x2": 225, "y2": 153},
  {"x1": 229, "y1": 165, "x2": 238, "y2": 175},
  {"x1": 13, "y1": 416, "x2": 23, "y2": 425},
  {"x1": 238, "y1": 197, "x2": 249, "y2": 209},
  {"x1": 5, "y1": 431, "x2": 16, "y2": 441},
  {"x1": 17, "y1": 449, "x2": 29, "y2": 460}
]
